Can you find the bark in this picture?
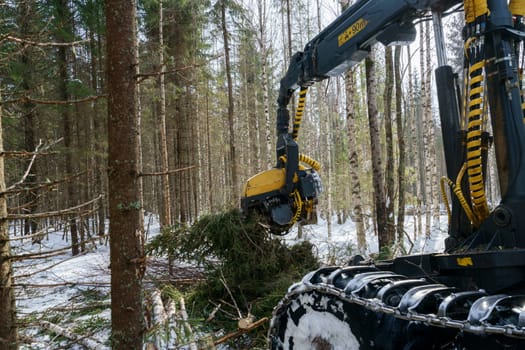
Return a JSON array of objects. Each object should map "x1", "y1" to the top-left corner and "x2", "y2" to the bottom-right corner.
[
  {"x1": 286, "y1": 0, "x2": 292, "y2": 64},
  {"x1": 20, "y1": 1, "x2": 38, "y2": 237},
  {"x1": 345, "y1": 66, "x2": 366, "y2": 253},
  {"x1": 366, "y1": 48, "x2": 389, "y2": 249},
  {"x1": 341, "y1": 0, "x2": 366, "y2": 252},
  {"x1": 257, "y1": 0, "x2": 272, "y2": 168},
  {"x1": 205, "y1": 85, "x2": 214, "y2": 211},
  {"x1": 220, "y1": 0, "x2": 239, "y2": 205},
  {"x1": 90, "y1": 18, "x2": 106, "y2": 237},
  {"x1": 426, "y1": 20, "x2": 440, "y2": 229},
  {"x1": 416, "y1": 102, "x2": 425, "y2": 238},
  {"x1": 157, "y1": 0, "x2": 171, "y2": 227},
  {"x1": 0, "y1": 89, "x2": 18, "y2": 350},
  {"x1": 383, "y1": 46, "x2": 396, "y2": 244},
  {"x1": 421, "y1": 20, "x2": 439, "y2": 236},
  {"x1": 56, "y1": 0, "x2": 79, "y2": 255},
  {"x1": 105, "y1": 0, "x2": 144, "y2": 348},
  {"x1": 316, "y1": 0, "x2": 332, "y2": 238},
  {"x1": 394, "y1": 46, "x2": 406, "y2": 245}
]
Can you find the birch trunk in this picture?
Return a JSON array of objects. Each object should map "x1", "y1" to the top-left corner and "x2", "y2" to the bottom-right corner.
[
  {"x1": 420, "y1": 22, "x2": 432, "y2": 238},
  {"x1": 422, "y1": 20, "x2": 440, "y2": 234},
  {"x1": 366, "y1": 48, "x2": 389, "y2": 249},
  {"x1": 394, "y1": 46, "x2": 406, "y2": 246},
  {"x1": 383, "y1": 46, "x2": 396, "y2": 244},
  {"x1": 426, "y1": 20, "x2": 440, "y2": 229},
  {"x1": 345, "y1": 65, "x2": 366, "y2": 253}
]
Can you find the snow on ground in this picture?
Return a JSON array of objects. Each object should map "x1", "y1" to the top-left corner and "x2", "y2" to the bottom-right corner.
[{"x1": 9, "y1": 212, "x2": 448, "y2": 349}]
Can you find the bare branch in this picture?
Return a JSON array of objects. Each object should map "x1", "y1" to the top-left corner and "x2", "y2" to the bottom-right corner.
[
  {"x1": 136, "y1": 55, "x2": 223, "y2": 83},
  {"x1": 10, "y1": 230, "x2": 107, "y2": 261},
  {"x1": 5, "y1": 139, "x2": 43, "y2": 193},
  {"x1": 3, "y1": 138, "x2": 63, "y2": 194},
  {"x1": 2, "y1": 171, "x2": 85, "y2": 196},
  {"x1": 0, "y1": 150, "x2": 59, "y2": 158},
  {"x1": 139, "y1": 165, "x2": 196, "y2": 177},
  {"x1": 2, "y1": 34, "x2": 88, "y2": 47},
  {"x1": 14, "y1": 247, "x2": 95, "y2": 279},
  {"x1": 0, "y1": 95, "x2": 107, "y2": 106},
  {"x1": 7, "y1": 195, "x2": 102, "y2": 220}
]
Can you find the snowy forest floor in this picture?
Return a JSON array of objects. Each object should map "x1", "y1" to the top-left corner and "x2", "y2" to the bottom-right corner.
[{"x1": 10, "y1": 213, "x2": 449, "y2": 349}]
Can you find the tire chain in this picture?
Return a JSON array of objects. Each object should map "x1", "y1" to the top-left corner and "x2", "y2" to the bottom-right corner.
[{"x1": 271, "y1": 268, "x2": 525, "y2": 340}]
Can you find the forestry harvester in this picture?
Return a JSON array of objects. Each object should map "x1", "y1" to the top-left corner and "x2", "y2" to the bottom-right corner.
[{"x1": 241, "y1": 0, "x2": 525, "y2": 348}]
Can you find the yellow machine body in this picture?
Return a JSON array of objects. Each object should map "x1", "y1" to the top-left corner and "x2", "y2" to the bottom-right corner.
[{"x1": 242, "y1": 168, "x2": 287, "y2": 199}]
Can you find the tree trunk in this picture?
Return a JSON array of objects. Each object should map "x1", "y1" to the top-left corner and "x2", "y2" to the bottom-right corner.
[
  {"x1": 157, "y1": 0, "x2": 171, "y2": 228},
  {"x1": 419, "y1": 23, "x2": 431, "y2": 239},
  {"x1": 383, "y1": 46, "x2": 396, "y2": 244},
  {"x1": 394, "y1": 46, "x2": 406, "y2": 246},
  {"x1": 56, "y1": 0, "x2": 79, "y2": 255},
  {"x1": 89, "y1": 14, "x2": 106, "y2": 238},
  {"x1": 421, "y1": 20, "x2": 439, "y2": 237},
  {"x1": 345, "y1": 65, "x2": 366, "y2": 254},
  {"x1": 0, "y1": 89, "x2": 18, "y2": 350},
  {"x1": 345, "y1": 65, "x2": 366, "y2": 253},
  {"x1": 220, "y1": 0, "x2": 239, "y2": 205},
  {"x1": 105, "y1": 0, "x2": 144, "y2": 348},
  {"x1": 426, "y1": 20, "x2": 440, "y2": 230},
  {"x1": 205, "y1": 84, "x2": 214, "y2": 211},
  {"x1": 341, "y1": 0, "x2": 366, "y2": 252},
  {"x1": 366, "y1": 48, "x2": 389, "y2": 250},
  {"x1": 257, "y1": 0, "x2": 272, "y2": 168},
  {"x1": 20, "y1": 0, "x2": 38, "y2": 237},
  {"x1": 286, "y1": 0, "x2": 292, "y2": 64}
]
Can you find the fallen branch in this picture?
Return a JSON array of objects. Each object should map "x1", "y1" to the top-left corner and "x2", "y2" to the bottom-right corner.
[
  {"x1": 213, "y1": 317, "x2": 268, "y2": 346},
  {"x1": 40, "y1": 321, "x2": 108, "y2": 350}
]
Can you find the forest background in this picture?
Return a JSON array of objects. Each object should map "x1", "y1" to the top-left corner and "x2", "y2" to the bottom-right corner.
[{"x1": 0, "y1": 0, "x2": 496, "y2": 349}]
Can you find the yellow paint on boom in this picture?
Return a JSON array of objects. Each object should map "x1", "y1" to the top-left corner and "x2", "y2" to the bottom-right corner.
[
  {"x1": 456, "y1": 257, "x2": 474, "y2": 267},
  {"x1": 338, "y1": 18, "x2": 368, "y2": 47}
]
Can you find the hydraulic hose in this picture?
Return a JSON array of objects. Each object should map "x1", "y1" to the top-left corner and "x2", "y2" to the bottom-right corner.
[
  {"x1": 441, "y1": 165, "x2": 480, "y2": 227},
  {"x1": 292, "y1": 87, "x2": 308, "y2": 141},
  {"x1": 465, "y1": 60, "x2": 490, "y2": 221},
  {"x1": 299, "y1": 154, "x2": 321, "y2": 171}
]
